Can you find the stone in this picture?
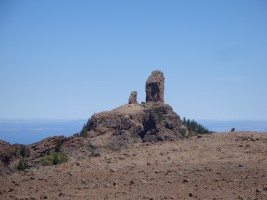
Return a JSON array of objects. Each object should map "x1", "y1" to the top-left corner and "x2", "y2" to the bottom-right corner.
[
  {"x1": 256, "y1": 188, "x2": 261, "y2": 193},
  {"x1": 142, "y1": 180, "x2": 147, "y2": 184},
  {"x1": 40, "y1": 194, "x2": 48, "y2": 199},
  {"x1": 183, "y1": 179, "x2": 189, "y2": 183},
  {"x1": 110, "y1": 168, "x2": 118, "y2": 173},
  {"x1": 128, "y1": 91, "x2": 138, "y2": 104},
  {"x1": 146, "y1": 70, "x2": 165, "y2": 102}
]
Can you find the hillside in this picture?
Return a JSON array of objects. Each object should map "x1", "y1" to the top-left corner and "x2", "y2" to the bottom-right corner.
[
  {"x1": 1, "y1": 70, "x2": 266, "y2": 199},
  {"x1": 0, "y1": 70, "x2": 207, "y2": 176},
  {"x1": 0, "y1": 132, "x2": 266, "y2": 199}
]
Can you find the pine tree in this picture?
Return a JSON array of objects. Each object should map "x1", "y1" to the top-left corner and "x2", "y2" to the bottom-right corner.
[
  {"x1": 79, "y1": 118, "x2": 91, "y2": 137},
  {"x1": 183, "y1": 117, "x2": 211, "y2": 135}
]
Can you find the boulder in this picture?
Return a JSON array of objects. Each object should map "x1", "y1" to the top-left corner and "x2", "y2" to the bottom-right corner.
[{"x1": 146, "y1": 70, "x2": 165, "y2": 103}]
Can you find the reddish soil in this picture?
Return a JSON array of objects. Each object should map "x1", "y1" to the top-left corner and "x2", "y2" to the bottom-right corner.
[{"x1": 0, "y1": 132, "x2": 267, "y2": 200}]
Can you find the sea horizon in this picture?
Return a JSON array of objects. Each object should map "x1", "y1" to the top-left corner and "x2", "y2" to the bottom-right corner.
[
  {"x1": 0, "y1": 119, "x2": 86, "y2": 145},
  {"x1": 0, "y1": 119, "x2": 266, "y2": 145}
]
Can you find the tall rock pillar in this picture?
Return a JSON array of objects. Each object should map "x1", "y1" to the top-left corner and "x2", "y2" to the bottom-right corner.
[
  {"x1": 145, "y1": 70, "x2": 165, "y2": 103},
  {"x1": 128, "y1": 91, "x2": 138, "y2": 104}
]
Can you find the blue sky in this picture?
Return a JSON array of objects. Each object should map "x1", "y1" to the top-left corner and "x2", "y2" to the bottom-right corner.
[{"x1": 0, "y1": 0, "x2": 266, "y2": 120}]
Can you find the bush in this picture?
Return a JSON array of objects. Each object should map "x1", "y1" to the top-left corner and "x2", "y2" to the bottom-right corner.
[
  {"x1": 53, "y1": 153, "x2": 68, "y2": 165},
  {"x1": 41, "y1": 154, "x2": 54, "y2": 166},
  {"x1": 41, "y1": 152, "x2": 68, "y2": 166},
  {"x1": 17, "y1": 159, "x2": 29, "y2": 171}
]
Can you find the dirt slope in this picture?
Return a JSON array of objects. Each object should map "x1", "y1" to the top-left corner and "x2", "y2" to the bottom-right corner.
[{"x1": 0, "y1": 132, "x2": 267, "y2": 200}]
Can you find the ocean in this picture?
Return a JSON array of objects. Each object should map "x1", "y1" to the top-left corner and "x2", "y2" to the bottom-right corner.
[
  {"x1": 0, "y1": 120, "x2": 86, "y2": 145},
  {"x1": 199, "y1": 120, "x2": 267, "y2": 133},
  {"x1": 0, "y1": 120, "x2": 266, "y2": 145}
]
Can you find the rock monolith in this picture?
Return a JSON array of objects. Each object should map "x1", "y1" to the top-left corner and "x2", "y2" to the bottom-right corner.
[
  {"x1": 146, "y1": 70, "x2": 164, "y2": 103},
  {"x1": 128, "y1": 91, "x2": 138, "y2": 104}
]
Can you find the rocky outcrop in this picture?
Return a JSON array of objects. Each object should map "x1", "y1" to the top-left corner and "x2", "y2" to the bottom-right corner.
[
  {"x1": 0, "y1": 70, "x2": 188, "y2": 175},
  {"x1": 0, "y1": 141, "x2": 23, "y2": 175},
  {"x1": 85, "y1": 70, "x2": 187, "y2": 150},
  {"x1": 87, "y1": 102, "x2": 187, "y2": 150},
  {"x1": 88, "y1": 104, "x2": 144, "y2": 150},
  {"x1": 146, "y1": 70, "x2": 165, "y2": 103},
  {"x1": 141, "y1": 102, "x2": 187, "y2": 142},
  {"x1": 128, "y1": 91, "x2": 138, "y2": 104}
]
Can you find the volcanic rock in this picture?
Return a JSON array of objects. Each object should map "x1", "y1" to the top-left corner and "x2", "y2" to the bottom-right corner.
[
  {"x1": 0, "y1": 141, "x2": 23, "y2": 175},
  {"x1": 87, "y1": 70, "x2": 188, "y2": 150},
  {"x1": 146, "y1": 70, "x2": 165, "y2": 103},
  {"x1": 128, "y1": 91, "x2": 138, "y2": 104},
  {"x1": 0, "y1": 70, "x2": 188, "y2": 175}
]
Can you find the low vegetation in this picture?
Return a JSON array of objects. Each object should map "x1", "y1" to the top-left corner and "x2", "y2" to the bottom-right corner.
[
  {"x1": 40, "y1": 137, "x2": 68, "y2": 166},
  {"x1": 41, "y1": 152, "x2": 68, "y2": 166},
  {"x1": 17, "y1": 159, "x2": 29, "y2": 171}
]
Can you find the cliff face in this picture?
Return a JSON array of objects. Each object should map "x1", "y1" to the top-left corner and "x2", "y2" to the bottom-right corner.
[{"x1": 87, "y1": 70, "x2": 188, "y2": 150}]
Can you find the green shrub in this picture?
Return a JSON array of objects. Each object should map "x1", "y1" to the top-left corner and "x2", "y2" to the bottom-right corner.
[
  {"x1": 53, "y1": 153, "x2": 68, "y2": 165},
  {"x1": 41, "y1": 154, "x2": 54, "y2": 166},
  {"x1": 41, "y1": 152, "x2": 68, "y2": 166},
  {"x1": 17, "y1": 159, "x2": 29, "y2": 171}
]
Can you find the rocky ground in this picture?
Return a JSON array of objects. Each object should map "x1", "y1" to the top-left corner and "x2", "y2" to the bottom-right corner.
[{"x1": 0, "y1": 132, "x2": 266, "y2": 200}]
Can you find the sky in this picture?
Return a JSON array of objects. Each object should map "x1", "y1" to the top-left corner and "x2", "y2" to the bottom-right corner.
[{"x1": 0, "y1": 0, "x2": 266, "y2": 121}]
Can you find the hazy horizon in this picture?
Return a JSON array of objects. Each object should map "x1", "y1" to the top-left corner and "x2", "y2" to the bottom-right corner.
[{"x1": 1, "y1": 119, "x2": 267, "y2": 145}]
